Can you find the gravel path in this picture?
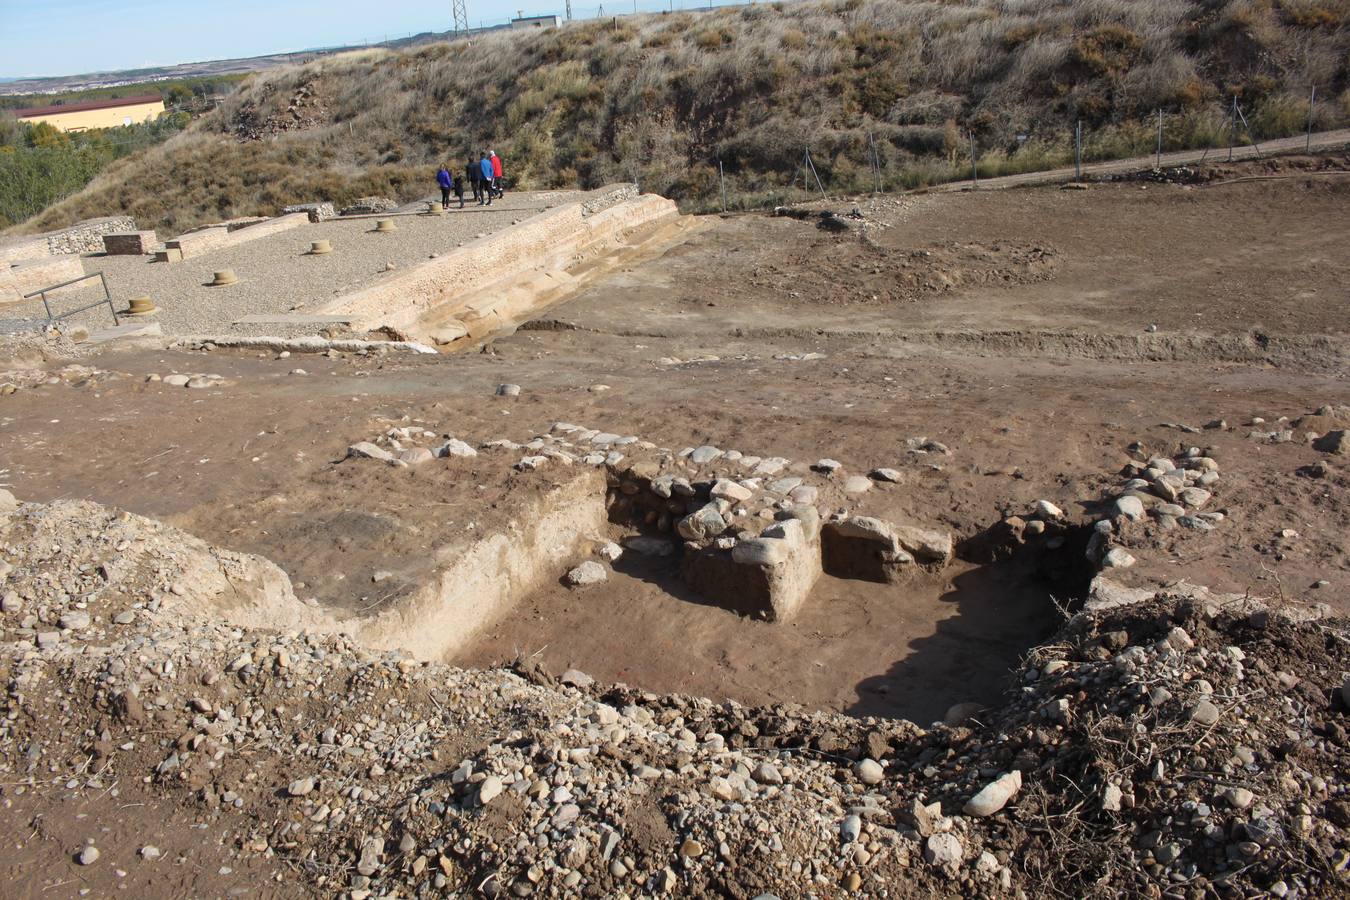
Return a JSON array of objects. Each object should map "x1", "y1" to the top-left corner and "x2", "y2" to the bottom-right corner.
[{"x1": 3, "y1": 191, "x2": 581, "y2": 337}]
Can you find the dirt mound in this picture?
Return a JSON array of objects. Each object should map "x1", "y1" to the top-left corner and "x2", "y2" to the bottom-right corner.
[
  {"x1": 1, "y1": 491, "x2": 1347, "y2": 898},
  {"x1": 749, "y1": 232, "x2": 1060, "y2": 305}
]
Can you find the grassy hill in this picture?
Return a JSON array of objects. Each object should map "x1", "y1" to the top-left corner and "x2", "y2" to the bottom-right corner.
[{"x1": 11, "y1": 0, "x2": 1350, "y2": 235}]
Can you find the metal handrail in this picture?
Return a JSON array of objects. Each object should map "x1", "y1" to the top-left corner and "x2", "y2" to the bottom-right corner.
[{"x1": 22, "y1": 271, "x2": 119, "y2": 327}]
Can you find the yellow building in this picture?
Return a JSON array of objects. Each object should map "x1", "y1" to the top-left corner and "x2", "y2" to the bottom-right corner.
[{"x1": 13, "y1": 94, "x2": 165, "y2": 132}]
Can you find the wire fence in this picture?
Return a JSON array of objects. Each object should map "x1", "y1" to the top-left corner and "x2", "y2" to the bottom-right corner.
[{"x1": 680, "y1": 89, "x2": 1335, "y2": 213}]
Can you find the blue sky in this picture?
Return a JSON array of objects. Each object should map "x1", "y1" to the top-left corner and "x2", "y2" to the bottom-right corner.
[{"x1": 0, "y1": 0, "x2": 720, "y2": 79}]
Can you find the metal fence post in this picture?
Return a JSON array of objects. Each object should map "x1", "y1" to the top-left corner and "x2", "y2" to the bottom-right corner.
[
  {"x1": 1307, "y1": 86, "x2": 1316, "y2": 152},
  {"x1": 1074, "y1": 119, "x2": 1082, "y2": 179},
  {"x1": 1156, "y1": 108, "x2": 1163, "y2": 169},
  {"x1": 1227, "y1": 96, "x2": 1237, "y2": 162},
  {"x1": 718, "y1": 158, "x2": 727, "y2": 212},
  {"x1": 969, "y1": 132, "x2": 978, "y2": 188}
]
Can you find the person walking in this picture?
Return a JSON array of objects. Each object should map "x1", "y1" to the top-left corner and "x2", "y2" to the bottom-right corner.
[
  {"x1": 489, "y1": 150, "x2": 504, "y2": 199},
  {"x1": 452, "y1": 170, "x2": 465, "y2": 209},
  {"x1": 467, "y1": 156, "x2": 482, "y2": 205},
  {"x1": 478, "y1": 152, "x2": 495, "y2": 206},
  {"x1": 436, "y1": 163, "x2": 453, "y2": 209}
]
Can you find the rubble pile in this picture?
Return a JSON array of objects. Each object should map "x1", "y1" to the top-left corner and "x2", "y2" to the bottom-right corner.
[{"x1": 1, "y1": 483, "x2": 1347, "y2": 897}]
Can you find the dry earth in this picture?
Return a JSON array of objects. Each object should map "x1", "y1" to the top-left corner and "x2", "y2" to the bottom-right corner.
[{"x1": 0, "y1": 156, "x2": 1348, "y2": 898}]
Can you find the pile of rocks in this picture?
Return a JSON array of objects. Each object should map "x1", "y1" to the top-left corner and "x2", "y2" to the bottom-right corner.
[
  {"x1": 339, "y1": 197, "x2": 400, "y2": 217},
  {"x1": 0, "y1": 486, "x2": 1346, "y2": 898}
]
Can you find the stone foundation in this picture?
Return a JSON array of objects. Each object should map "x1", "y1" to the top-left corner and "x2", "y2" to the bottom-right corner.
[
  {"x1": 0, "y1": 255, "x2": 86, "y2": 305},
  {"x1": 163, "y1": 212, "x2": 310, "y2": 261},
  {"x1": 316, "y1": 186, "x2": 679, "y2": 340}
]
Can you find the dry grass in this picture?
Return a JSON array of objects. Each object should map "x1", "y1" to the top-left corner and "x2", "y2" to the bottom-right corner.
[{"x1": 12, "y1": 0, "x2": 1350, "y2": 233}]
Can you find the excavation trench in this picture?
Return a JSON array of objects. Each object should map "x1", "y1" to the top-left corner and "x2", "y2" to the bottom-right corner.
[{"x1": 256, "y1": 467, "x2": 1093, "y2": 725}]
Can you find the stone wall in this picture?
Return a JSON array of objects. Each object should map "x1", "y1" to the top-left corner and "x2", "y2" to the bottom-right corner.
[
  {"x1": 164, "y1": 212, "x2": 310, "y2": 261},
  {"x1": 47, "y1": 217, "x2": 136, "y2": 255},
  {"x1": 103, "y1": 231, "x2": 158, "y2": 255},
  {"x1": 0, "y1": 217, "x2": 135, "y2": 266},
  {"x1": 317, "y1": 188, "x2": 678, "y2": 336},
  {"x1": 0, "y1": 255, "x2": 87, "y2": 305},
  {"x1": 282, "y1": 202, "x2": 337, "y2": 223}
]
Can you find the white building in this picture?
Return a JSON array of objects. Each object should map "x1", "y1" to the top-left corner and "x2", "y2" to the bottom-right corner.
[{"x1": 510, "y1": 13, "x2": 562, "y2": 29}]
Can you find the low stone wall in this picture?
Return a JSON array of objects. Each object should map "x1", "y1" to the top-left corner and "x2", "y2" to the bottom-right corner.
[
  {"x1": 283, "y1": 202, "x2": 337, "y2": 223},
  {"x1": 317, "y1": 187, "x2": 678, "y2": 337},
  {"x1": 0, "y1": 255, "x2": 86, "y2": 304},
  {"x1": 103, "y1": 231, "x2": 158, "y2": 255},
  {"x1": 164, "y1": 212, "x2": 310, "y2": 261},
  {"x1": 0, "y1": 216, "x2": 135, "y2": 266}
]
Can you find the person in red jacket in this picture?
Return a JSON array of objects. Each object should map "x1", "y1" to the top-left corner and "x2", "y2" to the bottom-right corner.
[{"x1": 489, "y1": 150, "x2": 504, "y2": 199}]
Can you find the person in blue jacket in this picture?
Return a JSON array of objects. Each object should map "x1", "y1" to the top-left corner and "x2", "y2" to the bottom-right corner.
[
  {"x1": 436, "y1": 163, "x2": 453, "y2": 209},
  {"x1": 478, "y1": 152, "x2": 495, "y2": 206}
]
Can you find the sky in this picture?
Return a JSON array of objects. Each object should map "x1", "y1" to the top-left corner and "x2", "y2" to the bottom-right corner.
[{"x1": 0, "y1": 0, "x2": 724, "y2": 80}]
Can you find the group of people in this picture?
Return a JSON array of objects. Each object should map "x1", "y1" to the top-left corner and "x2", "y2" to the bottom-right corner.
[{"x1": 437, "y1": 151, "x2": 504, "y2": 210}]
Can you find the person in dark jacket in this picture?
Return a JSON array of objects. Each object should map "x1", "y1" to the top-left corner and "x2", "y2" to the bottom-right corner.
[
  {"x1": 467, "y1": 156, "x2": 482, "y2": 205},
  {"x1": 478, "y1": 153, "x2": 494, "y2": 206},
  {"x1": 489, "y1": 150, "x2": 504, "y2": 199},
  {"x1": 436, "y1": 163, "x2": 453, "y2": 209},
  {"x1": 452, "y1": 170, "x2": 465, "y2": 209}
]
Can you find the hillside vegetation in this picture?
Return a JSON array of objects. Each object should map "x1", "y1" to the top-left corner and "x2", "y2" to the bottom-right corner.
[{"x1": 12, "y1": 0, "x2": 1350, "y2": 234}]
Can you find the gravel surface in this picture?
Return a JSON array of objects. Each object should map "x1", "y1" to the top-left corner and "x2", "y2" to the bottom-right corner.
[{"x1": 3, "y1": 191, "x2": 580, "y2": 337}]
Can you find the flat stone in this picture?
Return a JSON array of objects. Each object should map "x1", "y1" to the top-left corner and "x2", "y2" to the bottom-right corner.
[
  {"x1": 710, "y1": 479, "x2": 753, "y2": 503},
  {"x1": 1179, "y1": 487, "x2": 1211, "y2": 509},
  {"x1": 163, "y1": 374, "x2": 191, "y2": 387},
  {"x1": 870, "y1": 468, "x2": 902, "y2": 483},
  {"x1": 1102, "y1": 548, "x2": 1136, "y2": 569},
  {"x1": 731, "y1": 538, "x2": 790, "y2": 566},
  {"x1": 348, "y1": 442, "x2": 394, "y2": 463},
  {"x1": 842, "y1": 475, "x2": 872, "y2": 495},
  {"x1": 288, "y1": 776, "x2": 316, "y2": 797},
  {"x1": 690, "y1": 446, "x2": 722, "y2": 465},
  {"x1": 766, "y1": 477, "x2": 802, "y2": 494},
  {"x1": 496, "y1": 384, "x2": 521, "y2": 397},
  {"x1": 813, "y1": 459, "x2": 842, "y2": 473},
  {"x1": 564, "y1": 561, "x2": 607, "y2": 587},
  {"x1": 439, "y1": 439, "x2": 477, "y2": 458}
]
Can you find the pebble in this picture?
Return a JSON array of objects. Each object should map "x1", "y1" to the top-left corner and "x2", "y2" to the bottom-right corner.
[
  {"x1": 840, "y1": 814, "x2": 862, "y2": 843},
  {"x1": 854, "y1": 758, "x2": 884, "y2": 785},
  {"x1": 869, "y1": 468, "x2": 902, "y2": 483},
  {"x1": 963, "y1": 770, "x2": 1022, "y2": 816},
  {"x1": 288, "y1": 776, "x2": 316, "y2": 796},
  {"x1": 77, "y1": 845, "x2": 100, "y2": 865},
  {"x1": 496, "y1": 384, "x2": 521, "y2": 397},
  {"x1": 479, "y1": 775, "x2": 504, "y2": 805},
  {"x1": 924, "y1": 833, "x2": 963, "y2": 867}
]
